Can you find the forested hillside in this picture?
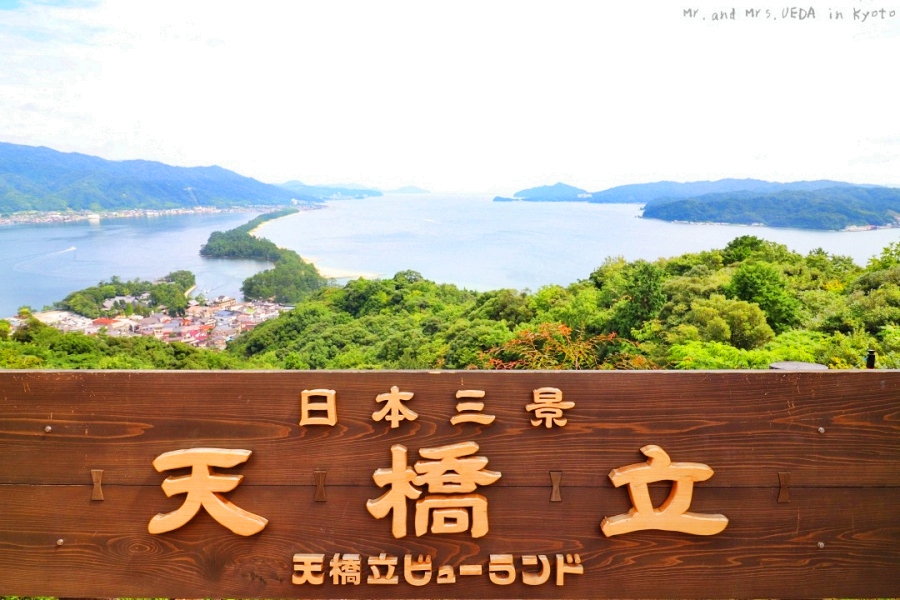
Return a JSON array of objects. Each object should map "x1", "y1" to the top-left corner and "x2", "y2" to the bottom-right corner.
[
  {"x1": 643, "y1": 187, "x2": 900, "y2": 230},
  {"x1": 4, "y1": 235, "x2": 900, "y2": 370},
  {"x1": 200, "y1": 208, "x2": 328, "y2": 303},
  {"x1": 0, "y1": 142, "x2": 304, "y2": 213}
]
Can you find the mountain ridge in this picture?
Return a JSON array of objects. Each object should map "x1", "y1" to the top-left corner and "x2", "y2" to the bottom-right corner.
[{"x1": 0, "y1": 141, "x2": 304, "y2": 213}]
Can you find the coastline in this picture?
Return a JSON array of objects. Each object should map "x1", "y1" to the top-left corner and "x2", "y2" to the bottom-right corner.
[
  {"x1": 641, "y1": 214, "x2": 900, "y2": 232},
  {"x1": 0, "y1": 206, "x2": 273, "y2": 227}
]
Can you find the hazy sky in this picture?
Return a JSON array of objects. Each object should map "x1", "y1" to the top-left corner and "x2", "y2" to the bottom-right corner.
[{"x1": 1, "y1": 0, "x2": 898, "y2": 193}]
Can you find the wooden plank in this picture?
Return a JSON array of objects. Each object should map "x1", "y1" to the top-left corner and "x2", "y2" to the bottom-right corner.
[
  {"x1": 0, "y1": 484, "x2": 897, "y2": 599},
  {"x1": 1, "y1": 370, "x2": 899, "y2": 487}
]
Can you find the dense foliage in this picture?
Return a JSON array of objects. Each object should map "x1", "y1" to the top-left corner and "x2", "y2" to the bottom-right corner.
[
  {"x1": 1, "y1": 308, "x2": 242, "y2": 369},
  {"x1": 225, "y1": 236, "x2": 900, "y2": 370},
  {"x1": 54, "y1": 271, "x2": 196, "y2": 318},
  {"x1": 200, "y1": 209, "x2": 328, "y2": 303},
  {"x1": 5, "y1": 235, "x2": 900, "y2": 371},
  {"x1": 642, "y1": 187, "x2": 900, "y2": 230},
  {"x1": 200, "y1": 209, "x2": 300, "y2": 261}
]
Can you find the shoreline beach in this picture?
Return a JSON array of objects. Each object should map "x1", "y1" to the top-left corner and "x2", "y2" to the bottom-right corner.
[{"x1": 250, "y1": 207, "x2": 382, "y2": 281}]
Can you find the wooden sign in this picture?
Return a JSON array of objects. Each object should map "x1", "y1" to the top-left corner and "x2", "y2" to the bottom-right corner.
[{"x1": 0, "y1": 370, "x2": 898, "y2": 599}]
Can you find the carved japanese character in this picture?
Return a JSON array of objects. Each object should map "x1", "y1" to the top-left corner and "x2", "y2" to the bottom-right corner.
[
  {"x1": 489, "y1": 554, "x2": 516, "y2": 585},
  {"x1": 148, "y1": 448, "x2": 267, "y2": 536},
  {"x1": 367, "y1": 553, "x2": 399, "y2": 585},
  {"x1": 367, "y1": 441, "x2": 501, "y2": 539},
  {"x1": 373, "y1": 386, "x2": 418, "y2": 428},
  {"x1": 329, "y1": 553, "x2": 361, "y2": 585},
  {"x1": 451, "y1": 389, "x2": 495, "y2": 425},
  {"x1": 437, "y1": 565, "x2": 456, "y2": 584},
  {"x1": 404, "y1": 554, "x2": 433, "y2": 586},
  {"x1": 555, "y1": 553, "x2": 583, "y2": 585},
  {"x1": 300, "y1": 388, "x2": 337, "y2": 426},
  {"x1": 601, "y1": 444, "x2": 729, "y2": 537},
  {"x1": 526, "y1": 387, "x2": 574, "y2": 428},
  {"x1": 292, "y1": 553, "x2": 325, "y2": 585},
  {"x1": 522, "y1": 554, "x2": 551, "y2": 585}
]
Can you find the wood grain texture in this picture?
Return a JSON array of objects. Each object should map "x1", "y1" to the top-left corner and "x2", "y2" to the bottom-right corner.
[
  {"x1": 1, "y1": 370, "x2": 898, "y2": 487},
  {"x1": 1, "y1": 370, "x2": 898, "y2": 599},
  {"x1": 0, "y1": 485, "x2": 897, "y2": 599}
]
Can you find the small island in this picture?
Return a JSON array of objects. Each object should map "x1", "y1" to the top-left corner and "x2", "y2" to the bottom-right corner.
[
  {"x1": 642, "y1": 186, "x2": 900, "y2": 231},
  {"x1": 494, "y1": 178, "x2": 900, "y2": 231}
]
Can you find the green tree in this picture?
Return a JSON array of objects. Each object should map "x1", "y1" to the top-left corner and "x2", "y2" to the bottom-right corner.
[
  {"x1": 164, "y1": 270, "x2": 196, "y2": 290},
  {"x1": 471, "y1": 289, "x2": 535, "y2": 329},
  {"x1": 608, "y1": 260, "x2": 667, "y2": 337},
  {"x1": 725, "y1": 262, "x2": 800, "y2": 333},
  {"x1": 682, "y1": 294, "x2": 774, "y2": 349},
  {"x1": 866, "y1": 241, "x2": 900, "y2": 271},
  {"x1": 150, "y1": 283, "x2": 188, "y2": 316}
]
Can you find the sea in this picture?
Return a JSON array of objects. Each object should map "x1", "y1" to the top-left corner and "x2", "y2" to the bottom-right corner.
[
  {"x1": 257, "y1": 194, "x2": 900, "y2": 289},
  {"x1": 3, "y1": 194, "x2": 900, "y2": 319},
  {"x1": 0, "y1": 211, "x2": 268, "y2": 318}
]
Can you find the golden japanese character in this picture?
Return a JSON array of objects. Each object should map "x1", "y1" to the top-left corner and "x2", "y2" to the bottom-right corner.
[
  {"x1": 292, "y1": 553, "x2": 325, "y2": 585},
  {"x1": 148, "y1": 448, "x2": 267, "y2": 536},
  {"x1": 526, "y1": 387, "x2": 574, "y2": 428},
  {"x1": 459, "y1": 564, "x2": 483, "y2": 576},
  {"x1": 601, "y1": 444, "x2": 729, "y2": 537},
  {"x1": 367, "y1": 441, "x2": 501, "y2": 539},
  {"x1": 413, "y1": 441, "x2": 501, "y2": 538},
  {"x1": 522, "y1": 554, "x2": 551, "y2": 586},
  {"x1": 366, "y1": 444, "x2": 422, "y2": 538},
  {"x1": 372, "y1": 386, "x2": 418, "y2": 428},
  {"x1": 488, "y1": 554, "x2": 516, "y2": 585},
  {"x1": 404, "y1": 554, "x2": 433, "y2": 586},
  {"x1": 329, "y1": 553, "x2": 361, "y2": 585},
  {"x1": 437, "y1": 565, "x2": 456, "y2": 584},
  {"x1": 300, "y1": 388, "x2": 337, "y2": 426},
  {"x1": 367, "y1": 553, "x2": 399, "y2": 585},
  {"x1": 555, "y1": 553, "x2": 583, "y2": 586},
  {"x1": 451, "y1": 389, "x2": 495, "y2": 425}
]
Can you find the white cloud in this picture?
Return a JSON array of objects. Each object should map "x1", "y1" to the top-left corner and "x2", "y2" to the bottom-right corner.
[{"x1": 1, "y1": 0, "x2": 899, "y2": 192}]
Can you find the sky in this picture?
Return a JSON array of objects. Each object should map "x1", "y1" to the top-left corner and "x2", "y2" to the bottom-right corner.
[{"x1": 1, "y1": 0, "x2": 899, "y2": 194}]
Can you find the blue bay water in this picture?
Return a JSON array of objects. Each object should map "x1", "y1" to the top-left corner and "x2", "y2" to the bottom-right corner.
[
  {"x1": 4, "y1": 195, "x2": 900, "y2": 319},
  {"x1": 258, "y1": 194, "x2": 900, "y2": 291},
  {"x1": 0, "y1": 212, "x2": 268, "y2": 318}
]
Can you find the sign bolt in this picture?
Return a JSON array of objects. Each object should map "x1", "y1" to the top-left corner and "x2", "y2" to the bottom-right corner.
[
  {"x1": 817, "y1": 427, "x2": 825, "y2": 434},
  {"x1": 817, "y1": 542, "x2": 825, "y2": 549},
  {"x1": 56, "y1": 539, "x2": 64, "y2": 546},
  {"x1": 44, "y1": 425, "x2": 52, "y2": 433}
]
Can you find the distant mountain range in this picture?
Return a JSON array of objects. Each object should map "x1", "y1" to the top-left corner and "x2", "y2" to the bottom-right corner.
[
  {"x1": 387, "y1": 186, "x2": 430, "y2": 194},
  {"x1": 0, "y1": 142, "x2": 306, "y2": 213},
  {"x1": 277, "y1": 182, "x2": 430, "y2": 197},
  {"x1": 5, "y1": 141, "x2": 897, "y2": 231},
  {"x1": 0, "y1": 142, "x2": 434, "y2": 213},
  {"x1": 495, "y1": 178, "x2": 900, "y2": 230},
  {"x1": 278, "y1": 180, "x2": 383, "y2": 200},
  {"x1": 494, "y1": 179, "x2": 873, "y2": 204}
]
